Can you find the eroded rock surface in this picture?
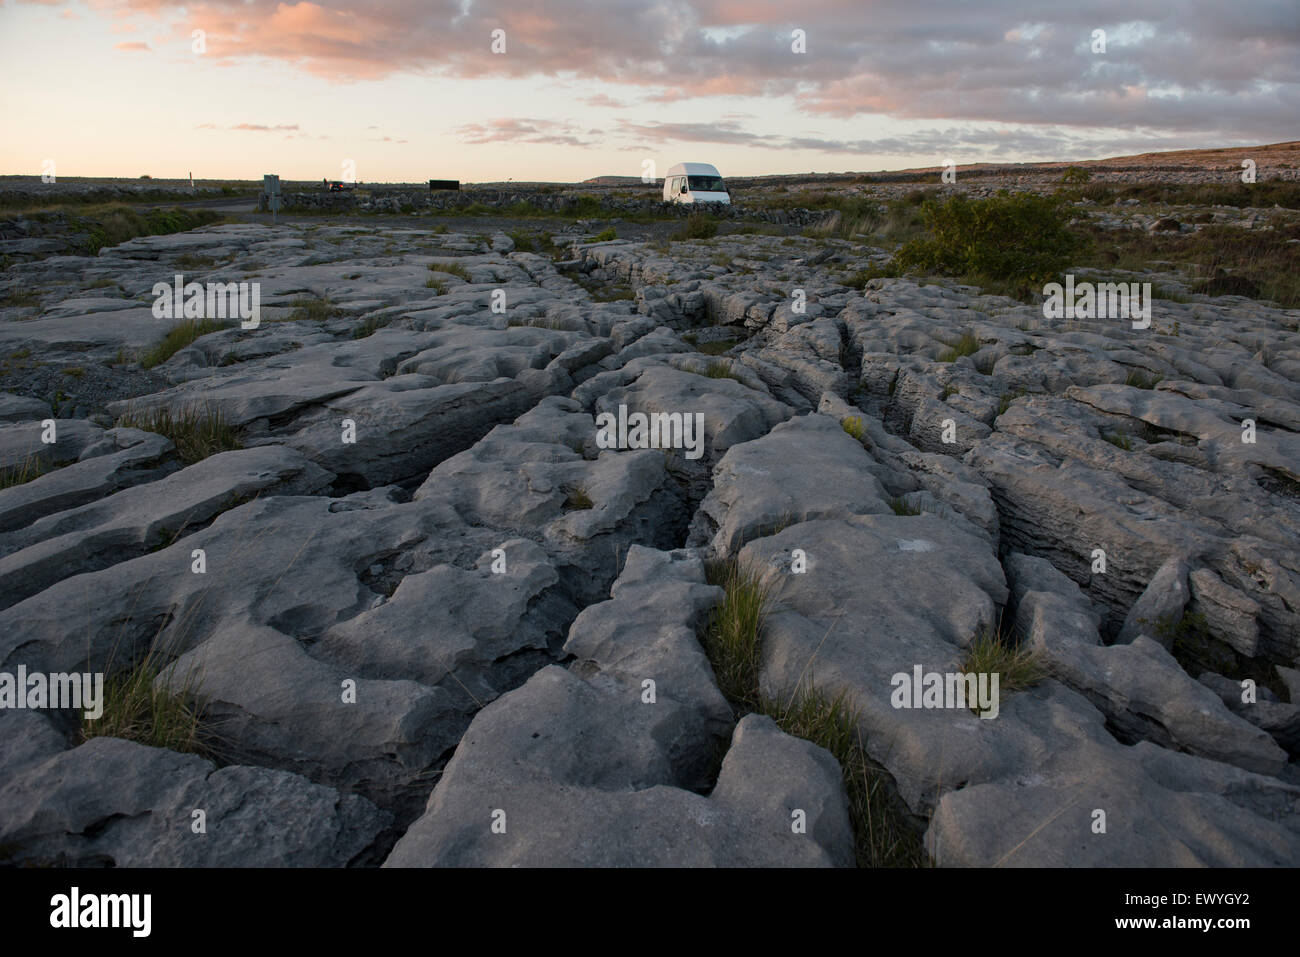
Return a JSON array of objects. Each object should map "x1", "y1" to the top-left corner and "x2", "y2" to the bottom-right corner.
[{"x1": 1, "y1": 214, "x2": 1296, "y2": 867}]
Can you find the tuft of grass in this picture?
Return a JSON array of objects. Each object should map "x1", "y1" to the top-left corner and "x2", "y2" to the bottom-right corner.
[
  {"x1": 353, "y1": 315, "x2": 392, "y2": 339},
  {"x1": 116, "y1": 402, "x2": 241, "y2": 465},
  {"x1": 139, "y1": 318, "x2": 234, "y2": 369},
  {"x1": 62, "y1": 365, "x2": 86, "y2": 379},
  {"x1": 587, "y1": 227, "x2": 617, "y2": 243},
  {"x1": 889, "y1": 496, "x2": 921, "y2": 516},
  {"x1": 429, "y1": 261, "x2": 472, "y2": 281},
  {"x1": 0, "y1": 454, "x2": 50, "y2": 489},
  {"x1": 1, "y1": 288, "x2": 41, "y2": 309},
  {"x1": 760, "y1": 682, "x2": 926, "y2": 867},
  {"x1": 937, "y1": 330, "x2": 980, "y2": 363},
  {"x1": 1124, "y1": 369, "x2": 1163, "y2": 390},
  {"x1": 287, "y1": 295, "x2": 339, "y2": 323},
  {"x1": 701, "y1": 557, "x2": 926, "y2": 867},
  {"x1": 504, "y1": 230, "x2": 536, "y2": 252},
  {"x1": 701, "y1": 559, "x2": 772, "y2": 709},
  {"x1": 703, "y1": 360, "x2": 745, "y2": 382},
  {"x1": 843, "y1": 263, "x2": 900, "y2": 288},
  {"x1": 996, "y1": 389, "x2": 1028, "y2": 416},
  {"x1": 174, "y1": 253, "x2": 217, "y2": 270},
  {"x1": 841, "y1": 415, "x2": 865, "y2": 441},
  {"x1": 939, "y1": 383, "x2": 958, "y2": 400},
  {"x1": 81, "y1": 647, "x2": 209, "y2": 756},
  {"x1": 425, "y1": 277, "x2": 448, "y2": 293},
  {"x1": 564, "y1": 486, "x2": 594, "y2": 510},
  {"x1": 1101, "y1": 430, "x2": 1133, "y2": 451},
  {"x1": 961, "y1": 625, "x2": 1044, "y2": 706}
]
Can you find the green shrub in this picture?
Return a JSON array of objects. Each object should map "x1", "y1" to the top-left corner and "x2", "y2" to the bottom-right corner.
[
  {"x1": 893, "y1": 192, "x2": 1083, "y2": 291},
  {"x1": 672, "y1": 213, "x2": 719, "y2": 240},
  {"x1": 588, "y1": 227, "x2": 617, "y2": 243},
  {"x1": 841, "y1": 415, "x2": 865, "y2": 440}
]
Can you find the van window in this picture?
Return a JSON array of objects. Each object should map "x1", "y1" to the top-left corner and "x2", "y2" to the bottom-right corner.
[{"x1": 687, "y1": 175, "x2": 725, "y2": 192}]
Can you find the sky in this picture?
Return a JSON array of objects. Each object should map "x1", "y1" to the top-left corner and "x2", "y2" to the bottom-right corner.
[{"x1": 1, "y1": 0, "x2": 1297, "y2": 183}]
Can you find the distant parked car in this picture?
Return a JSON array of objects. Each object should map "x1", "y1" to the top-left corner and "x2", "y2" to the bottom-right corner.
[
  {"x1": 663, "y1": 162, "x2": 731, "y2": 205},
  {"x1": 328, "y1": 181, "x2": 356, "y2": 192}
]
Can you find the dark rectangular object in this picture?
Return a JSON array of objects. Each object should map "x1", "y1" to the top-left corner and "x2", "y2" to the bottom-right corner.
[{"x1": 428, "y1": 179, "x2": 460, "y2": 191}]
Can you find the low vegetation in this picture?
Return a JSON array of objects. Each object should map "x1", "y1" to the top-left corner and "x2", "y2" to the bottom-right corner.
[
  {"x1": 961, "y1": 625, "x2": 1045, "y2": 700},
  {"x1": 937, "y1": 330, "x2": 980, "y2": 363},
  {"x1": 893, "y1": 192, "x2": 1083, "y2": 295},
  {"x1": 82, "y1": 645, "x2": 209, "y2": 756},
  {"x1": 287, "y1": 295, "x2": 340, "y2": 322},
  {"x1": 702, "y1": 558, "x2": 927, "y2": 867},
  {"x1": 1075, "y1": 220, "x2": 1300, "y2": 309},
  {"x1": 0, "y1": 454, "x2": 50, "y2": 489},
  {"x1": 429, "y1": 261, "x2": 472, "y2": 281},
  {"x1": 62, "y1": 205, "x2": 225, "y2": 256},
  {"x1": 889, "y1": 496, "x2": 921, "y2": 516},
  {"x1": 672, "y1": 212, "x2": 719, "y2": 240},
  {"x1": 116, "y1": 402, "x2": 242, "y2": 464},
  {"x1": 702, "y1": 359, "x2": 745, "y2": 382},
  {"x1": 563, "y1": 486, "x2": 594, "y2": 510},
  {"x1": 139, "y1": 318, "x2": 234, "y2": 369}
]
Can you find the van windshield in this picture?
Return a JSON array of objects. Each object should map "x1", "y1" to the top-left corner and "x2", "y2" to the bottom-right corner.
[{"x1": 687, "y1": 175, "x2": 726, "y2": 192}]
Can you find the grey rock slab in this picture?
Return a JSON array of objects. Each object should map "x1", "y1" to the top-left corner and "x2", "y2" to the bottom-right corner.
[
  {"x1": 595, "y1": 362, "x2": 794, "y2": 465},
  {"x1": 1117, "y1": 554, "x2": 1193, "y2": 647},
  {"x1": 0, "y1": 428, "x2": 174, "y2": 534},
  {"x1": 698, "y1": 413, "x2": 891, "y2": 557},
  {"x1": 742, "y1": 515, "x2": 1010, "y2": 812},
  {"x1": 925, "y1": 686, "x2": 1300, "y2": 866},
  {"x1": 161, "y1": 618, "x2": 461, "y2": 801},
  {"x1": 1012, "y1": 556, "x2": 1286, "y2": 775},
  {"x1": 0, "y1": 737, "x2": 388, "y2": 867},
  {"x1": 384, "y1": 670, "x2": 852, "y2": 867},
  {"x1": 0, "y1": 445, "x2": 333, "y2": 609},
  {"x1": 0, "y1": 418, "x2": 103, "y2": 471},
  {"x1": 0, "y1": 393, "x2": 51, "y2": 423}
]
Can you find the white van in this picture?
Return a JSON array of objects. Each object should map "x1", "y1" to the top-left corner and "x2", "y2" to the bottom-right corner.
[{"x1": 662, "y1": 162, "x2": 731, "y2": 205}]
